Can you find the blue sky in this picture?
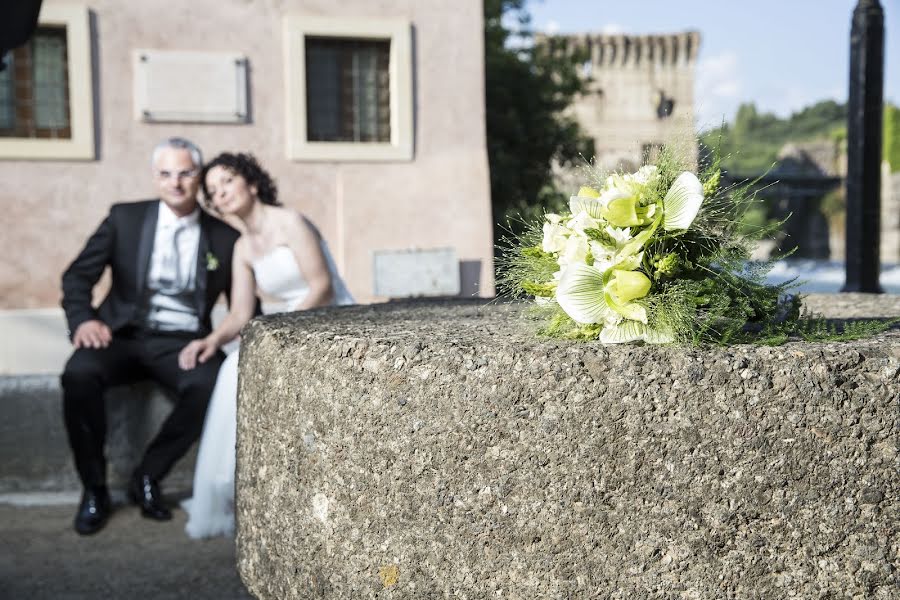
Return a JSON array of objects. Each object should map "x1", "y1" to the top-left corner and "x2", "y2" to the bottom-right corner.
[{"x1": 525, "y1": 0, "x2": 899, "y2": 130}]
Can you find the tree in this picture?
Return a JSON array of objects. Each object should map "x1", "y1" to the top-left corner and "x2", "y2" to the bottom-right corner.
[
  {"x1": 884, "y1": 103, "x2": 900, "y2": 172},
  {"x1": 484, "y1": 0, "x2": 594, "y2": 240}
]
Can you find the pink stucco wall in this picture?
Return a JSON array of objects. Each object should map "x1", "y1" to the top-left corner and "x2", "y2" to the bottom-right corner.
[{"x1": 0, "y1": 0, "x2": 494, "y2": 308}]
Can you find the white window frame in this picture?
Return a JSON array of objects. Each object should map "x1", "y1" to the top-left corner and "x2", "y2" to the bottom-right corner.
[
  {"x1": 283, "y1": 15, "x2": 413, "y2": 162},
  {"x1": 0, "y1": 3, "x2": 95, "y2": 160}
]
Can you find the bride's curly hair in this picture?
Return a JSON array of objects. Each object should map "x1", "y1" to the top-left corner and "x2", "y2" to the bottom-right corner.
[{"x1": 200, "y1": 152, "x2": 281, "y2": 208}]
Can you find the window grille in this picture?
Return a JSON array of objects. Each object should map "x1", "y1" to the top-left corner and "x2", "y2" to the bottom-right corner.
[
  {"x1": 305, "y1": 37, "x2": 390, "y2": 143},
  {"x1": 0, "y1": 26, "x2": 71, "y2": 139}
]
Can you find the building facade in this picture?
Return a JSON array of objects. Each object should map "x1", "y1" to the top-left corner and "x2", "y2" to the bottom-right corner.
[{"x1": 0, "y1": 0, "x2": 494, "y2": 311}]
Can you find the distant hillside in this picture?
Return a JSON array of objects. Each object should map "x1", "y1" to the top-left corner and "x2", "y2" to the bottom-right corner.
[{"x1": 700, "y1": 100, "x2": 847, "y2": 174}]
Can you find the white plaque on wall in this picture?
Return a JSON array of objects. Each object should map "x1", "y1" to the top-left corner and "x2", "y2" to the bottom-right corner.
[
  {"x1": 133, "y1": 50, "x2": 248, "y2": 123},
  {"x1": 373, "y1": 248, "x2": 461, "y2": 298}
]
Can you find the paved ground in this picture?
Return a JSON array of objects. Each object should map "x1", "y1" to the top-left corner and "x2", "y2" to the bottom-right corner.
[{"x1": 0, "y1": 496, "x2": 254, "y2": 599}]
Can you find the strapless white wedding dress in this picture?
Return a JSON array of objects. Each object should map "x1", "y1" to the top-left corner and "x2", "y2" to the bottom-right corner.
[{"x1": 183, "y1": 243, "x2": 353, "y2": 539}]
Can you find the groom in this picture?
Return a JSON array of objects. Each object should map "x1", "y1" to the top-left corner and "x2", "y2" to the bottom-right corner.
[{"x1": 61, "y1": 137, "x2": 240, "y2": 535}]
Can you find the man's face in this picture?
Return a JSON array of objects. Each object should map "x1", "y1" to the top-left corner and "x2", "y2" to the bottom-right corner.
[{"x1": 153, "y1": 147, "x2": 200, "y2": 216}]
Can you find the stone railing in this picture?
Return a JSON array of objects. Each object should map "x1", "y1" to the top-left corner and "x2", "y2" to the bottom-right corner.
[
  {"x1": 236, "y1": 295, "x2": 898, "y2": 599},
  {"x1": 0, "y1": 378, "x2": 197, "y2": 494}
]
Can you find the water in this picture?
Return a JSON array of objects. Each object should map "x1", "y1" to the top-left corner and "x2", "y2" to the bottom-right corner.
[{"x1": 765, "y1": 260, "x2": 900, "y2": 294}]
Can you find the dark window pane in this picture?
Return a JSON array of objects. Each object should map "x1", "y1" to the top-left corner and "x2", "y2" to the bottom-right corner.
[
  {"x1": 0, "y1": 55, "x2": 13, "y2": 129},
  {"x1": 33, "y1": 30, "x2": 69, "y2": 130},
  {"x1": 0, "y1": 26, "x2": 71, "y2": 139},
  {"x1": 305, "y1": 37, "x2": 390, "y2": 143}
]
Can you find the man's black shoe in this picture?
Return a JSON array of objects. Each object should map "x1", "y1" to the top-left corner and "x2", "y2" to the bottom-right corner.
[
  {"x1": 74, "y1": 486, "x2": 111, "y2": 535},
  {"x1": 128, "y1": 475, "x2": 172, "y2": 521}
]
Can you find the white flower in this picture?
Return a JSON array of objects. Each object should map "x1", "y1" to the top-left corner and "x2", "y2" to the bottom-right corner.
[
  {"x1": 569, "y1": 195, "x2": 607, "y2": 219},
  {"x1": 566, "y1": 211, "x2": 600, "y2": 237},
  {"x1": 590, "y1": 241, "x2": 615, "y2": 268},
  {"x1": 598, "y1": 185, "x2": 629, "y2": 207},
  {"x1": 546, "y1": 213, "x2": 563, "y2": 224},
  {"x1": 631, "y1": 165, "x2": 658, "y2": 185},
  {"x1": 542, "y1": 221, "x2": 569, "y2": 253},
  {"x1": 599, "y1": 320, "x2": 674, "y2": 344},
  {"x1": 662, "y1": 172, "x2": 704, "y2": 231},
  {"x1": 555, "y1": 263, "x2": 611, "y2": 324},
  {"x1": 606, "y1": 225, "x2": 632, "y2": 246},
  {"x1": 559, "y1": 234, "x2": 589, "y2": 266}
]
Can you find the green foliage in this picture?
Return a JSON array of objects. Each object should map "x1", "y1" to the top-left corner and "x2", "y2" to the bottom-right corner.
[
  {"x1": 702, "y1": 100, "x2": 900, "y2": 175},
  {"x1": 793, "y1": 317, "x2": 900, "y2": 342},
  {"x1": 700, "y1": 100, "x2": 847, "y2": 173},
  {"x1": 495, "y1": 218, "x2": 557, "y2": 298},
  {"x1": 885, "y1": 103, "x2": 900, "y2": 172},
  {"x1": 484, "y1": 0, "x2": 594, "y2": 241}
]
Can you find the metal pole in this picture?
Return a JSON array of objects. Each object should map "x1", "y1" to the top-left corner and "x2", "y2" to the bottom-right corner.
[{"x1": 842, "y1": 0, "x2": 884, "y2": 293}]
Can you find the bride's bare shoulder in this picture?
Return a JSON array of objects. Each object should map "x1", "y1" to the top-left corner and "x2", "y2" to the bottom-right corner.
[{"x1": 274, "y1": 207, "x2": 319, "y2": 239}]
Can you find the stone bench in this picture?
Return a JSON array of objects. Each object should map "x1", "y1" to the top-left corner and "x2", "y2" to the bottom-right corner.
[
  {"x1": 235, "y1": 294, "x2": 899, "y2": 599},
  {"x1": 0, "y1": 376, "x2": 197, "y2": 495}
]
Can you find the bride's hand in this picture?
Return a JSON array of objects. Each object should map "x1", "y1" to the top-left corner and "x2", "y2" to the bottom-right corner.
[{"x1": 178, "y1": 339, "x2": 218, "y2": 370}]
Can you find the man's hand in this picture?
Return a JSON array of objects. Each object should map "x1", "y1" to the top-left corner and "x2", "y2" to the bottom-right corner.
[
  {"x1": 72, "y1": 320, "x2": 112, "y2": 349},
  {"x1": 178, "y1": 338, "x2": 218, "y2": 370}
]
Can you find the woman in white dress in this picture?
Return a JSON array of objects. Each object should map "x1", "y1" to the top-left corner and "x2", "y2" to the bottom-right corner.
[{"x1": 177, "y1": 153, "x2": 352, "y2": 538}]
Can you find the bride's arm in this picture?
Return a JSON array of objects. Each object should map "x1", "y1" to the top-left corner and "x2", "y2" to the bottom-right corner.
[
  {"x1": 179, "y1": 239, "x2": 257, "y2": 369},
  {"x1": 286, "y1": 213, "x2": 334, "y2": 311}
]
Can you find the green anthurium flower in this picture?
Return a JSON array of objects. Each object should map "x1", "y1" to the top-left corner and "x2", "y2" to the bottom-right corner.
[
  {"x1": 618, "y1": 211, "x2": 663, "y2": 258},
  {"x1": 603, "y1": 195, "x2": 650, "y2": 227},
  {"x1": 613, "y1": 251, "x2": 643, "y2": 272},
  {"x1": 577, "y1": 186, "x2": 600, "y2": 198},
  {"x1": 601, "y1": 267, "x2": 650, "y2": 323},
  {"x1": 607, "y1": 269, "x2": 651, "y2": 303},
  {"x1": 662, "y1": 172, "x2": 704, "y2": 231},
  {"x1": 555, "y1": 263, "x2": 612, "y2": 324}
]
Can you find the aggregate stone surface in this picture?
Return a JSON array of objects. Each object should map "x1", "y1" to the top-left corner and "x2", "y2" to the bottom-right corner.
[{"x1": 235, "y1": 295, "x2": 899, "y2": 599}]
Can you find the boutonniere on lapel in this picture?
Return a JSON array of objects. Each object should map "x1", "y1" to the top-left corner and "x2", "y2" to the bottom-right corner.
[{"x1": 205, "y1": 251, "x2": 220, "y2": 272}]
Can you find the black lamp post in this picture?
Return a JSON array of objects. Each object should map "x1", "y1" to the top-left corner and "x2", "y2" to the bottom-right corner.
[
  {"x1": 0, "y1": 0, "x2": 44, "y2": 71},
  {"x1": 842, "y1": 0, "x2": 885, "y2": 293}
]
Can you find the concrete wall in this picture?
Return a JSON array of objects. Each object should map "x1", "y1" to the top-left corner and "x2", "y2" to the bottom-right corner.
[
  {"x1": 0, "y1": 0, "x2": 494, "y2": 308},
  {"x1": 235, "y1": 296, "x2": 899, "y2": 598}
]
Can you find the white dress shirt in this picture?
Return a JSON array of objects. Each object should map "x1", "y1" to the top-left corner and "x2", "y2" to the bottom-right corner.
[{"x1": 145, "y1": 202, "x2": 201, "y2": 331}]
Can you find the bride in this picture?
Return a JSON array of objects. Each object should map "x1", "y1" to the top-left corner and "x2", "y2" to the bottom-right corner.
[{"x1": 177, "y1": 152, "x2": 353, "y2": 538}]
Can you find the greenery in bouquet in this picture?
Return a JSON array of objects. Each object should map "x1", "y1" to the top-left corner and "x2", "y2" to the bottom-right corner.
[{"x1": 497, "y1": 149, "x2": 895, "y2": 345}]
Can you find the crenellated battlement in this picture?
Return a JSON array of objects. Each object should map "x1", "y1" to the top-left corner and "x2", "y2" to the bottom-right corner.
[
  {"x1": 538, "y1": 29, "x2": 702, "y2": 172},
  {"x1": 545, "y1": 31, "x2": 701, "y2": 69}
]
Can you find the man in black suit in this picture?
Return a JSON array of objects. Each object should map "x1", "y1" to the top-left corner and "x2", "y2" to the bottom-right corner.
[{"x1": 61, "y1": 137, "x2": 241, "y2": 535}]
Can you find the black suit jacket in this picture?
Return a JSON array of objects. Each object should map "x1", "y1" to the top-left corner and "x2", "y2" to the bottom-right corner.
[{"x1": 61, "y1": 199, "x2": 241, "y2": 339}]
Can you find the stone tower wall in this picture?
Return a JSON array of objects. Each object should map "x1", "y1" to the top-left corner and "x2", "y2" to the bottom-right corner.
[{"x1": 554, "y1": 32, "x2": 701, "y2": 172}]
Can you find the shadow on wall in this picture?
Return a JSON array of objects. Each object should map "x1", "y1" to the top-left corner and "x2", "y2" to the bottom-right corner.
[{"x1": 459, "y1": 260, "x2": 481, "y2": 298}]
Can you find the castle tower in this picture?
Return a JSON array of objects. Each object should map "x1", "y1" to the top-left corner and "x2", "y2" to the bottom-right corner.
[{"x1": 553, "y1": 31, "x2": 701, "y2": 172}]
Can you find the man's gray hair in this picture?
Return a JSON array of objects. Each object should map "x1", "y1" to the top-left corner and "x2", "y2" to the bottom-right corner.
[{"x1": 151, "y1": 137, "x2": 203, "y2": 168}]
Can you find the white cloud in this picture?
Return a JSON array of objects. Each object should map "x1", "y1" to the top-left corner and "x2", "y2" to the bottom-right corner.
[
  {"x1": 543, "y1": 20, "x2": 560, "y2": 35},
  {"x1": 695, "y1": 52, "x2": 743, "y2": 129}
]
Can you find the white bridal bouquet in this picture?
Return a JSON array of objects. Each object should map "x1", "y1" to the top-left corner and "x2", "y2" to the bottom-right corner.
[{"x1": 499, "y1": 151, "x2": 894, "y2": 345}]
